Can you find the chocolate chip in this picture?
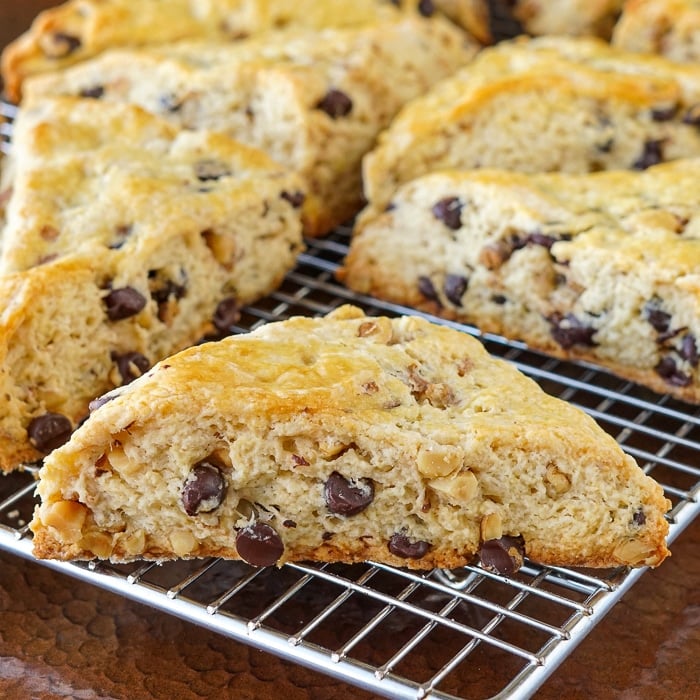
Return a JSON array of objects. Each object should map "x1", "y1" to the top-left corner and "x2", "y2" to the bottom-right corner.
[
  {"x1": 444, "y1": 274, "x2": 468, "y2": 306},
  {"x1": 111, "y1": 351, "x2": 150, "y2": 384},
  {"x1": 79, "y1": 85, "x2": 104, "y2": 99},
  {"x1": 492, "y1": 294, "x2": 507, "y2": 305},
  {"x1": 432, "y1": 197, "x2": 463, "y2": 230},
  {"x1": 322, "y1": 531, "x2": 334, "y2": 541},
  {"x1": 549, "y1": 313, "x2": 597, "y2": 349},
  {"x1": 88, "y1": 393, "x2": 117, "y2": 412},
  {"x1": 633, "y1": 139, "x2": 664, "y2": 170},
  {"x1": 521, "y1": 231, "x2": 564, "y2": 249},
  {"x1": 280, "y1": 190, "x2": 306, "y2": 208},
  {"x1": 236, "y1": 522, "x2": 284, "y2": 567},
  {"x1": 27, "y1": 413, "x2": 72, "y2": 453},
  {"x1": 283, "y1": 519, "x2": 297, "y2": 528},
  {"x1": 388, "y1": 532, "x2": 431, "y2": 559},
  {"x1": 109, "y1": 224, "x2": 133, "y2": 250},
  {"x1": 479, "y1": 536, "x2": 525, "y2": 576},
  {"x1": 291, "y1": 454, "x2": 309, "y2": 467},
  {"x1": 485, "y1": 0, "x2": 525, "y2": 43},
  {"x1": 324, "y1": 471, "x2": 375, "y2": 516},
  {"x1": 159, "y1": 93, "x2": 182, "y2": 112},
  {"x1": 643, "y1": 298, "x2": 672, "y2": 333},
  {"x1": 418, "y1": 276, "x2": 441, "y2": 304},
  {"x1": 212, "y1": 297, "x2": 240, "y2": 334},
  {"x1": 181, "y1": 461, "x2": 227, "y2": 516},
  {"x1": 316, "y1": 89, "x2": 353, "y2": 118},
  {"x1": 417, "y1": 0, "x2": 435, "y2": 16},
  {"x1": 632, "y1": 509, "x2": 646, "y2": 526},
  {"x1": 149, "y1": 270, "x2": 187, "y2": 306},
  {"x1": 680, "y1": 333, "x2": 699, "y2": 367},
  {"x1": 651, "y1": 104, "x2": 679, "y2": 121},
  {"x1": 104, "y1": 287, "x2": 147, "y2": 321},
  {"x1": 655, "y1": 356, "x2": 692, "y2": 386},
  {"x1": 195, "y1": 160, "x2": 231, "y2": 181}
]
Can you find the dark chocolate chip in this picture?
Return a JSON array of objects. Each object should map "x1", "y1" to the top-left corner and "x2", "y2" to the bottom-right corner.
[
  {"x1": 680, "y1": 333, "x2": 699, "y2": 367},
  {"x1": 236, "y1": 522, "x2": 284, "y2": 567},
  {"x1": 104, "y1": 286, "x2": 147, "y2": 321},
  {"x1": 485, "y1": 0, "x2": 525, "y2": 43},
  {"x1": 324, "y1": 471, "x2": 375, "y2": 516},
  {"x1": 283, "y1": 519, "x2": 297, "y2": 528},
  {"x1": 431, "y1": 197, "x2": 463, "y2": 230},
  {"x1": 643, "y1": 299, "x2": 672, "y2": 334},
  {"x1": 280, "y1": 190, "x2": 306, "y2": 208},
  {"x1": 651, "y1": 104, "x2": 679, "y2": 121},
  {"x1": 633, "y1": 139, "x2": 664, "y2": 170},
  {"x1": 291, "y1": 454, "x2": 309, "y2": 467},
  {"x1": 522, "y1": 231, "x2": 562, "y2": 249},
  {"x1": 88, "y1": 393, "x2": 117, "y2": 412},
  {"x1": 212, "y1": 297, "x2": 241, "y2": 334},
  {"x1": 491, "y1": 294, "x2": 508, "y2": 305},
  {"x1": 195, "y1": 160, "x2": 231, "y2": 181},
  {"x1": 109, "y1": 224, "x2": 133, "y2": 250},
  {"x1": 632, "y1": 509, "x2": 646, "y2": 526},
  {"x1": 418, "y1": 276, "x2": 441, "y2": 304},
  {"x1": 159, "y1": 93, "x2": 183, "y2": 113},
  {"x1": 181, "y1": 461, "x2": 227, "y2": 516},
  {"x1": 655, "y1": 356, "x2": 692, "y2": 386},
  {"x1": 549, "y1": 313, "x2": 597, "y2": 349},
  {"x1": 322, "y1": 531, "x2": 334, "y2": 541},
  {"x1": 316, "y1": 89, "x2": 353, "y2": 118},
  {"x1": 111, "y1": 351, "x2": 150, "y2": 384},
  {"x1": 479, "y1": 535, "x2": 525, "y2": 576},
  {"x1": 444, "y1": 274, "x2": 468, "y2": 307},
  {"x1": 27, "y1": 413, "x2": 72, "y2": 454},
  {"x1": 79, "y1": 85, "x2": 104, "y2": 99},
  {"x1": 149, "y1": 274, "x2": 187, "y2": 305},
  {"x1": 417, "y1": 0, "x2": 435, "y2": 16},
  {"x1": 388, "y1": 532, "x2": 431, "y2": 559}
]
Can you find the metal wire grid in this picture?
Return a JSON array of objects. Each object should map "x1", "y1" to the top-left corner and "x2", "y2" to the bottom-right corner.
[{"x1": 0, "y1": 228, "x2": 699, "y2": 699}]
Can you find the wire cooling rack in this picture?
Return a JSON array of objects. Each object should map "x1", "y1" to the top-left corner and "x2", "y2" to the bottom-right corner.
[{"x1": 1, "y1": 226, "x2": 700, "y2": 699}]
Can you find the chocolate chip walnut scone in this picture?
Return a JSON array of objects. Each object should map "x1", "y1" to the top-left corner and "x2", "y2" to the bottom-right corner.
[
  {"x1": 341, "y1": 160, "x2": 700, "y2": 402},
  {"x1": 363, "y1": 35, "x2": 700, "y2": 212},
  {"x1": 22, "y1": 17, "x2": 474, "y2": 236},
  {"x1": 1, "y1": 0, "x2": 416, "y2": 103},
  {"x1": 31, "y1": 305, "x2": 670, "y2": 571},
  {"x1": 612, "y1": 0, "x2": 700, "y2": 62},
  {"x1": 0, "y1": 97, "x2": 304, "y2": 472}
]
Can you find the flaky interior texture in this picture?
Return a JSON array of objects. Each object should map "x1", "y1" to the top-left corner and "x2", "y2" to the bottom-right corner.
[
  {"x1": 341, "y1": 161, "x2": 700, "y2": 403},
  {"x1": 31, "y1": 306, "x2": 670, "y2": 571}
]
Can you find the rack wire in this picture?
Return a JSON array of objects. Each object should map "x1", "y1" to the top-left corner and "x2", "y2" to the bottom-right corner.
[{"x1": 1, "y1": 225, "x2": 699, "y2": 699}]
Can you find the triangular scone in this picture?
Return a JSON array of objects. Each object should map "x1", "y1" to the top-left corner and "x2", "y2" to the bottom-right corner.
[
  {"x1": 363, "y1": 34, "x2": 700, "y2": 211},
  {"x1": 341, "y1": 160, "x2": 700, "y2": 403},
  {"x1": 19, "y1": 17, "x2": 476, "y2": 236},
  {"x1": 31, "y1": 306, "x2": 670, "y2": 571},
  {"x1": 0, "y1": 0, "x2": 402, "y2": 102},
  {"x1": 0, "y1": 98, "x2": 303, "y2": 472}
]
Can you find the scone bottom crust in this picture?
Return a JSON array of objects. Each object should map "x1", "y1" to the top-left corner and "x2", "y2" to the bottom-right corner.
[{"x1": 30, "y1": 306, "x2": 671, "y2": 574}]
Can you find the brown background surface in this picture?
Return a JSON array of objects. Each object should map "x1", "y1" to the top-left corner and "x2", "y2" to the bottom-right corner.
[{"x1": 1, "y1": 3, "x2": 699, "y2": 698}]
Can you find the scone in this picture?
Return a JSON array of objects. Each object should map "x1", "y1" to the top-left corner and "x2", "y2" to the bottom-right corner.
[
  {"x1": 0, "y1": 97, "x2": 304, "y2": 472},
  {"x1": 363, "y1": 35, "x2": 700, "y2": 211},
  {"x1": 341, "y1": 160, "x2": 700, "y2": 403},
  {"x1": 30, "y1": 305, "x2": 670, "y2": 571},
  {"x1": 450, "y1": 0, "x2": 623, "y2": 43},
  {"x1": 1, "y1": 0, "x2": 412, "y2": 103},
  {"x1": 612, "y1": 0, "x2": 700, "y2": 62},
  {"x1": 22, "y1": 17, "x2": 475, "y2": 237}
]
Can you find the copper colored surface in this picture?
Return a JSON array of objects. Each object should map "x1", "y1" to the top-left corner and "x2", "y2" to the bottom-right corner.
[{"x1": 1, "y1": 2, "x2": 700, "y2": 698}]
